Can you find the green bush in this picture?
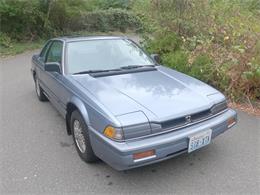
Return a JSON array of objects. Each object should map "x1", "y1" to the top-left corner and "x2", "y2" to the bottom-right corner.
[
  {"x1": 241, "y1": 63, "x2": 260, "y2": 99},
  {"x1": 88, "y1": 0, "x2": 130, "y2": 10},
  {"x1": 162, "y1": 51, "x2": 189, "y2": 73},
  {"x1": 190, "y1": 54, "x2": 213, "y2": 82},
  {"x1": 145, "y1": 32, "x2": 182, "y2": 54},
  {"x1": 0, "y1": 0, "x2": 45, "y2": 40},
  {"x1": 0, "y1": 32, "x2": 12, "y2": 48},
  {"x1": 189, "y1": 55, "x2": 230, "y2": 91},
  {"x1": 0, "y1": 0, "x2": 139, "y2": 41},
  {"x1": 139, "y1": 0, "x2": 260, "y2": 102},
  {"x1": 81, "y1": 9, "x2": 142, "y2": 32}
]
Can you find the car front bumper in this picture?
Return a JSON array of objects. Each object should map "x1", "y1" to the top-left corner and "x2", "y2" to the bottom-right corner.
[{"x1": 89, "y1": 109, "x2": 237, "y2": 171}]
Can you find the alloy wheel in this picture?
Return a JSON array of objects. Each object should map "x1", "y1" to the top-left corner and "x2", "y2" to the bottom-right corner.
[{"x1": 73, "y1": 119, "x2": 86, "y2": 153}]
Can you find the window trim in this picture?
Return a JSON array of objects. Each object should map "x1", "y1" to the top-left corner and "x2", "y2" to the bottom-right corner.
[
  {"x1": 45, "y1": 40, "x2": 64, "y2": 74},
  {"x1": 63, "y1": 38, "x2": 155, "y2": 75},
  {"x1": 39, "y1": 40, "x2": 52, "y2": 63}
]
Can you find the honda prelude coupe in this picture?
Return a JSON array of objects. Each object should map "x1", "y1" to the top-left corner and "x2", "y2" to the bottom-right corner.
[{"x1": 31, "y1": 36, "x2": 237, "y2": 170}]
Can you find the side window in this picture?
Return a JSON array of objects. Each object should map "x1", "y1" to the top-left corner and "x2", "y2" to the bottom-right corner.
[
  {"x1": 46, "y1": 41, "x2": 63, "y2": 63},
  {"x1": 39, "y1": 41, "x2": 52, "y2": 62}
]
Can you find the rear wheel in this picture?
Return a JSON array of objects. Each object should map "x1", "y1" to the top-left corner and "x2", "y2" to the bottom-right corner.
[
  {"x1": 71, "y1": 110, "x2": 98, "y2": 163},
  {"x1": 35, "y1": 77, "x2": 48, "y2": 101}
]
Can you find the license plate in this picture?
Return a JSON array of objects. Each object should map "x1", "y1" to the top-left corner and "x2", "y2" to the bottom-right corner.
[{"x1": 188, "y1": 129, "x2": 212, "y2": 153}]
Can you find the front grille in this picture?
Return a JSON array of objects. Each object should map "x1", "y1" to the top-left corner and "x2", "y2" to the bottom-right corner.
[
  {"x1": 159, "y1": 101, "x2": 228, "y2": 131},
  {"x1": 161, "y1": 117, "x2": 187, "y2": 129},
  {"x1": 161, "y1": 109, "x2": 212, "y2": 130},
  {"x1": 190, "y1": 109, "x2": 212, "y2": 121}
]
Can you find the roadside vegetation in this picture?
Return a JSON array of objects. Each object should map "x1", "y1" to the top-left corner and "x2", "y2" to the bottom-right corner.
[
  {"x1": 0, "y1": 0, "x2": 259, "y2": 109},
  {"x1": 0, "y1": 0, "x2": 141, "y2": 56},
  {"x1": 0, "y1": 39, "x2": 44, "y2": 56},
  {"x1": 133, "y1": 0, "x2": 260, "y2": 105}
]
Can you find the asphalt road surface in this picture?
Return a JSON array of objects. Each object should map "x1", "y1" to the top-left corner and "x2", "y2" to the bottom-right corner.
[{"x1": 1, "y1": 51, "x2": 260, "y2": 194}]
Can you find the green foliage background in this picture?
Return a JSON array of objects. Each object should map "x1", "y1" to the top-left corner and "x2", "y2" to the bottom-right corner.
[
  {"x1": 0, "y1": 0, "x2": 140, "y2": 41},
  {"x1": 135, "y1": 0, "x2": 260, "y2": 102}
]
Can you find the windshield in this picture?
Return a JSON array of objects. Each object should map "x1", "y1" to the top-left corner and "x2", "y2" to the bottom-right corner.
[{"x1": 65, "y1": 39, "x2": 154, "y2": 74}]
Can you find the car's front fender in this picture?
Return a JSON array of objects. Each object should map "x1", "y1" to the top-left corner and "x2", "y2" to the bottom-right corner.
[{"x1": 69, "y1": 96, "x2": 90, "y2": 125}]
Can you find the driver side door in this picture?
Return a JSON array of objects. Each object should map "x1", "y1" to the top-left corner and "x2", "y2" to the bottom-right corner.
[{"x1": 42, "y1": 40, "x2": 67, "y2": 117}]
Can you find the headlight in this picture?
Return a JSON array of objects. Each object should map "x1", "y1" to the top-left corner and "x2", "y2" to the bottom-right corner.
[
  {"x1": 211, "y1": 101, "x2": 228, "y2": 115},
  {"x1": 103, "y1": 126, "x2": 124, "y2": 140}
]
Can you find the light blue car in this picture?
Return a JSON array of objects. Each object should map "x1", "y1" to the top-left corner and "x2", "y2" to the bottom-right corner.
[{"x1": 31, "y1": 36, "x2": 237, "y2": 170}]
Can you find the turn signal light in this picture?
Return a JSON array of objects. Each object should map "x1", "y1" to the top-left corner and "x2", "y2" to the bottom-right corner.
[
  {"x1": 133, "y1": 150, "x2": 155, "y2": 161},
  {"x1": 103, "y1": 126, "x2": 123, "y2": 140},
  {"x1": 104, "y1": 126, "x2": 115, "y2": 138}
]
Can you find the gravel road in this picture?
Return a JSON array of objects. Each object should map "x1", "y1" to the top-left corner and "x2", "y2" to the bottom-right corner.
[{"x1": 0, "y1": 50, "x2": 259, "y2": 194}]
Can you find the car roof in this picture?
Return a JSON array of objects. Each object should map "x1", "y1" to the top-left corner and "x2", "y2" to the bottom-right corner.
[{"x1": 52, "y1": 35, "x2": 127, "y2": 42}]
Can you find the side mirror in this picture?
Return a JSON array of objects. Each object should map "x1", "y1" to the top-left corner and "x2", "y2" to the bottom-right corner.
[
  {"x1": 38, "y1": 56, "x2": 44, "y2": 62},
  {"x1": 151, "y1": 54, "x2": 160, "y2": 63},
  {"x1": 44, "y1": 62, "x2": 61, "y2": 74}
]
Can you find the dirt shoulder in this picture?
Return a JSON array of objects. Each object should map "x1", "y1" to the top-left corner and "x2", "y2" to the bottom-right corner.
[{"x1": 229, "y1": 102, "x2": 260, "y2": 117}]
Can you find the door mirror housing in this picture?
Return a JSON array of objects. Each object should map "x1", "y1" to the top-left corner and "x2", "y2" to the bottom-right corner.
[
  {"x1": 151, "y1": 54, "x2": 160, "y2": 63},
  {"x1": 44, "y1": 62, "x2": 61, "y2": 74},
  {"x1": 38, "y1": 56, "x2": 44, "y2": 62}
]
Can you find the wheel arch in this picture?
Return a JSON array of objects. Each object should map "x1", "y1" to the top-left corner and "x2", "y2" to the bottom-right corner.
[
  {"x1": 66, "y1": 97, "x2": 90, "y2": 135},
  {"x1": 32, "y1": 70, "x2": 36, "y2": 81}
]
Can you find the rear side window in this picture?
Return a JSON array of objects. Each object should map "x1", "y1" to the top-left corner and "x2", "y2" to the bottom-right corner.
[{"x1": 46, "y1": 41, "x2": 63, "y2": 63}]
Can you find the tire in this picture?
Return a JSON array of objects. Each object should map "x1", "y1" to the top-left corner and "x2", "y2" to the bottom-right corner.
[
  {"x1": 71, "y1": 110, "x2": 98, "y2": 163},
  {"x1": 35, "y1": 76, "x2": 48, "y2": 101}
]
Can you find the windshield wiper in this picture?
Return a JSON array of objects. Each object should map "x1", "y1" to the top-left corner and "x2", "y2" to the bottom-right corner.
[
  {"x1": 73, "y1": 68, "x2": 124, "y2": 75},
  {"x1": 73, "y1": 65, "x2": 156, "y2": 75},
  {"x1": 120, "y1": 65, "x2": 156, "y2": 70},
  {"x1": 73, "y1": 69, "x2": 110, "y2": 75}
]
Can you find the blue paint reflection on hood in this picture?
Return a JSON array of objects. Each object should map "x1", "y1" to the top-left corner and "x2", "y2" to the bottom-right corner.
[{"x1": 71, "y1": 66, "x2": 225, "y2": 121}]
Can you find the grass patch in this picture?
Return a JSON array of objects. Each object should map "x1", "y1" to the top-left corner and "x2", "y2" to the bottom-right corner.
[{"x1": 0, "y1": 40, "x2": 45, "y2": 57}]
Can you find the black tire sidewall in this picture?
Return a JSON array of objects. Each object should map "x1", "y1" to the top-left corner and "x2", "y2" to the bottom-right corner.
[
  {"x1": 70, "y1": 110, "x2": 97, "y2": 163},
  {"x1": 35, "y1": 77, "x2": 47, "y2": 101}
]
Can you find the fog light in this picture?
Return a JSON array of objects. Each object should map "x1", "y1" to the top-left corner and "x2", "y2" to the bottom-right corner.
[
  {"x1": 133, "y1": 149, "x2": 156, "y2": 162},
  {"x1": 228, "y1": 117, "x2": 236, "y2": 128}
]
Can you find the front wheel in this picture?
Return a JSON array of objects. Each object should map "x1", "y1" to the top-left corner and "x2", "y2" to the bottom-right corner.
[
  {"x1": 35, "y1": 77, "x2": 48, "y2": 101},
  {"x1": 71, "y1": 110, "x2": 98, "y2": 163}
]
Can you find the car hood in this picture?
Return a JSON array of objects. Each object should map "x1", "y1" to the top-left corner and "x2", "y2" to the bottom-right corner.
[{"x1": 71, "y1": 66, "x2": 224, "y2": 121}]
